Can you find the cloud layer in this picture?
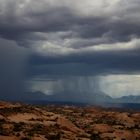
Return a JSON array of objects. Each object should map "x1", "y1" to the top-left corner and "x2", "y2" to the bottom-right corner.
[
  {"x1": 1, "y1": 0, "x2": 140, "y2": 99},
  {"x1": 1, "y1": 0, "x2": 140, "y2": 75}
]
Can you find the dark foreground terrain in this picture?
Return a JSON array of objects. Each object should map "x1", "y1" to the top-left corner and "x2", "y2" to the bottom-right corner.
[{"x1": 0, "y1": 101, "x2": 139, "y2": 140}]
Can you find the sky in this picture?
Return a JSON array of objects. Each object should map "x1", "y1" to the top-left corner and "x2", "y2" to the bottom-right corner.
[{"x1": 0, "y1": 0, "x2": 140, "y2": 101}]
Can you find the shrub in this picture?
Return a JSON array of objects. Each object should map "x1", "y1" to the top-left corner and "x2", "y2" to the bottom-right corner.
[
  {"x1": 45, "y1": 132, "x2": 61, "y2": 140},
  {"x1": 90, "y1": 133, "x2": 101, "y2": 140},
  {"x1": 20, "y1": 137, "x2": 30, "y2": 140},
  {"x1": 13, "y1": 123, "x2": 23, "y2": 132}
]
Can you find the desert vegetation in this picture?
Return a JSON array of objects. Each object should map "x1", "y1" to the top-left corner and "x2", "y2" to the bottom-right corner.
[{"x1": 0, "y1": 101, "x2": 139, "y2": 140}]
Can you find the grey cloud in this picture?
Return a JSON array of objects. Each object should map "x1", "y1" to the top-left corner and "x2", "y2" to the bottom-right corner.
[
  {"x1": 0, "y1": 0, "x2": 140, "y2": 63},
  {"x1": 29, "y1": 47, "x2": 140, "y2": 77},
  {"x1": 1, "y1": 0, "x2": 140, "y2": 98},
  {"x1": 1, "y1": 0, "x2": 140, "y2": 101},
  {"x1": 0, "y1": 0, "x2": 140, "y2": 45}
]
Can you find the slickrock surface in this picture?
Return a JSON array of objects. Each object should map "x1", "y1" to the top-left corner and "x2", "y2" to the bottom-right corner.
[{"x1": 0, "y1": 101, "x2": 139, "y2": 140}]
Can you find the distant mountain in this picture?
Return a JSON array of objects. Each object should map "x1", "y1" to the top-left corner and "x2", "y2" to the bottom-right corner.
[
  {"x1": 114, "y1": 95, "x2": 140, "y2": 103},
  {"x1": 45, "y1": 92, "x2": 140, "y2": 104},
  {"x1": 42, "y1": 90, "x2": 112, "y2": 105},
  {"x1": 22, "y1": 92, "x2": 140, "y2": 104}
]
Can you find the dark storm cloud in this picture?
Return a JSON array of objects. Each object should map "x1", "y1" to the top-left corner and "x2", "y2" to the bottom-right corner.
[
  {"x1": 1, "y1": 0, "x2": 140, "y2": 77},
  {"x1": 1, "y1": 0, "x2": 140, "y2": 101},
  {"x1": 1, "y1": 10, "x2": 140, "y2": 46},
  {"x1": 29, "y1": 47, "x2": 140, "y2": 77},
  {"x1": 0, "y1": 0, "x2": 140, "y2": 46},
  {"x1": 0, "y1": 6, "x2": 77, "y2": 41}
]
